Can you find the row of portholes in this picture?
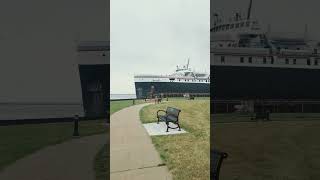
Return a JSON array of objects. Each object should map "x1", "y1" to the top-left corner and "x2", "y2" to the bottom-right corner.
[
  {"x1": 169, "y1": 78, "x2": 210, "y2": 82},
  {"x1": 212, "y1": 21, "x2": 251, "y2": 32},
  {"x1": 220, "y1": 56, "x2": 319, "y2": 66}
]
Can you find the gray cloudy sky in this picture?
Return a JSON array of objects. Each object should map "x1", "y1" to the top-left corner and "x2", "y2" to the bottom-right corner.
[
  {"x1": 212, "y1": 0, "x2": 320, "y2": 40},
  {"x1": 111, "y1": 0, "x2": 210, "y2": 94},
  {"x1": 0, "y1": 0, "x2": 108, "y2": 103}
]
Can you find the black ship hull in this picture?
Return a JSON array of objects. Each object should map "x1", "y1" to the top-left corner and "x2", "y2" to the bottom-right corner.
[
  {"x1": 135, "y1": 82, "x2": 210, "y2": 99},
  {"x1": 211, "y1": 65, "x2": 320, "y2": 100}
]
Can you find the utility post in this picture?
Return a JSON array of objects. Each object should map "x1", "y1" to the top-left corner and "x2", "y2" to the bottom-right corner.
[{"x1": 73, "y1": 115, "x2": 80, "y2": 137}]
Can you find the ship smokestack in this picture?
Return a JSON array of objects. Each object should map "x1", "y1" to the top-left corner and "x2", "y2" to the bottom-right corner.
[{"x1": 247, "y1": 0, "x2": 253, "y2": 20}]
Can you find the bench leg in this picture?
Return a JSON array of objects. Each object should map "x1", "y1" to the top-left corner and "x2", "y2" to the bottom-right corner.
[
  {"x1": 177, "y1": 123, "x2": 181, "y2": 131},
  {"x1": 166, "y1": 122, "x2": 169, "y2": 132}
]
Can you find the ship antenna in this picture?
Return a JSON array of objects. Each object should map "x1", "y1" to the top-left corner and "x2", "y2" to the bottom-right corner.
[
  {"x1": 187, "y1": 58, "x2": 190, "y2": 69},
  {"x1": 247, "y1": 0, "x2": 253, "y2": 20}
]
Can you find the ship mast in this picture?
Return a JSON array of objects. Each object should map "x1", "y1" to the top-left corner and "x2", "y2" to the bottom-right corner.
[
  {"x1": 247, "y1": 0, "x2": 253, "y2": 20},
  {"x1": 187, "y1": 58, "x2": 190, "y2": 69}
]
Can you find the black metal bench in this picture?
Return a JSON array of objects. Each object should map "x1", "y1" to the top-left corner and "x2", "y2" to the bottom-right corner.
[
  {"x1": 157, "y1": 107, "x2": 181, "y2": 132},
  {"x1": 211, "y1": 149, "x2": 228, "y2": 180}
]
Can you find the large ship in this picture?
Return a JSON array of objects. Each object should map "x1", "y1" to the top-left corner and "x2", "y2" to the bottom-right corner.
[
  {"x1": 134, "y1": 60, "x2": 210, "y2": 99},
  {"x1": 211, "y1": 0, "x2": 320, "y2": 101}
]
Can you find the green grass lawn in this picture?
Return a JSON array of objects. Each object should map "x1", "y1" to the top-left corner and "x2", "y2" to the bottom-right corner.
[
  {"x1": 213, "y1": 119, "x2": 320, "y2": 180},
  {"x1": 110, "y1": 99, "x2": 145, "y2": 114},
  {"x1": 140, "y1": 100, "x2": 210, "y2": 180},
  {"x1": 0, "y1": 119, "x2": 107, "y2": 171}
]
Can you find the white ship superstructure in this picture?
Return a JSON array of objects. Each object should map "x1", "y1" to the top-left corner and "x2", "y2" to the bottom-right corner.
[
  {"x1": 134, "y1": 60, "x2": 210, "y2": 98},
  {"x1": 135, "y1": 60, "x2": 210, "y2": 83},
  {"x1": 211, "y1": 0, "x2": 320, "y2": 100},
  {"x1": 211, "y1": 0, "x2": 320, "y2": 69}
]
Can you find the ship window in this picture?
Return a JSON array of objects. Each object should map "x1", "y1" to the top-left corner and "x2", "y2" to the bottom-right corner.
[
  {"x1": 240, "y1": 22, "x2": 244, "y2": 27},
  {"x1": 307, "y1": 59, "x2": 311, "y2": 65},
  {"x1": 221, "y1": 56, "x2": 225, "y2": 63},
  {"x1": 293, "y1": 59, "x2": 297, "y2": 64},
  {"x1": 315, "y1": 60, "x2": 318, "y2": 65},
  {"x1": 185, "y1": 79, "x2": 187, "y2": 81},
  {"x1": 221, "y1": 25, "x2": 225, "y2": 30},
  {"x1": 271, "y1": 57, "x2": 274, "y2": 64},
  {"x1": 226, "y1": 24, "x2": 230, "y2": 30},
  {"x1": 236, "y1": 23, "x2": 239, "y2": 28},
  {"x1": 228, "y1": 43, "x2": 231, "y2": 47},
  {"x1": 314, "y1": 49, "x2": 318, "y2": 54},
  {"x1": 230, "y1": 24, "x2": 234, "y2": 29},
  {"x1": 297, "y1": 48, "x2": 300, "y2": 50},
  {"x1": 248, "y1": 57, "x2": 252, "y2": 63},
  {"x1": 240, "y1": 57, "x2": 244, "y2": 63},
  {"x1": 246, "y1": 21, "x2": 250, "y2": 27},
  {"x1": 263, "y1": 57, "x2": 267, "y2": 64},
  {"x1": 285, "y1": 59, "x2": 289, "y2": 64}
]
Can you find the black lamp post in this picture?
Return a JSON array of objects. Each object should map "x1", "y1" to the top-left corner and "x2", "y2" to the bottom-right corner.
[{"x1": 73, "y1": 115, "x2": 80, "y2": 137}]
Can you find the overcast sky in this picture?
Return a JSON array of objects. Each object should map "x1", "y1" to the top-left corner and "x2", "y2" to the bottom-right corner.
[
  {"x1": 212, "y1": 0, "x2": 320, "y2": 40},
  {"x1": 0, "y1": 0, "x2": 108, "y2": 103},
  {"x1": 111, "y1": 0, "x2": 210, "y2": 94}
]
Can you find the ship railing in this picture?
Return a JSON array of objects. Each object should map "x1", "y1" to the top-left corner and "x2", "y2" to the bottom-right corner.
[
  {"x1": 134, "y1": 75, "x2": 209, "y2": 80},
  {"x1": 211, "y1": 47, "x2": 270, "y2": 55},
  {"x1": 155, "y1": 93, "x2": 210, "y2": 98}
]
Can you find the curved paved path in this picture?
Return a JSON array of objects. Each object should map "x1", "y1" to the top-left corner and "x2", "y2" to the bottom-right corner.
[
  {"x1": 0, "y1": 134, "x2": 107, "y2": 180},
  {"x1": 111, "y1": 103, "x2": 172, "y2": 180}
]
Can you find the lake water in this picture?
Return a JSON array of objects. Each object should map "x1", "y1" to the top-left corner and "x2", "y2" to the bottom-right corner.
[
  {"x1": 0, "y1": 95, "x2": 137, "y2": 120},
  {"x1": 0, "y1": 103, "x2": 84, "y2": 120},
  {"x1": 110, "y1": 94, "x2": 136, "y2": 100}
]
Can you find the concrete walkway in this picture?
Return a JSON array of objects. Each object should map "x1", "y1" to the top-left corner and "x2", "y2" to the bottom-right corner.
[
  {"x1": 0, "y1": 134, "x2": 107, "y2": 180},
  {"x1": 111, "y1": 104, "x2": 172, "y2": 180}
]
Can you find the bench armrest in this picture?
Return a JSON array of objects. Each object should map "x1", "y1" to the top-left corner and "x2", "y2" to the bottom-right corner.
[{"x1": 157, "y1": 110, "x2": 166, "y2": 117}]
